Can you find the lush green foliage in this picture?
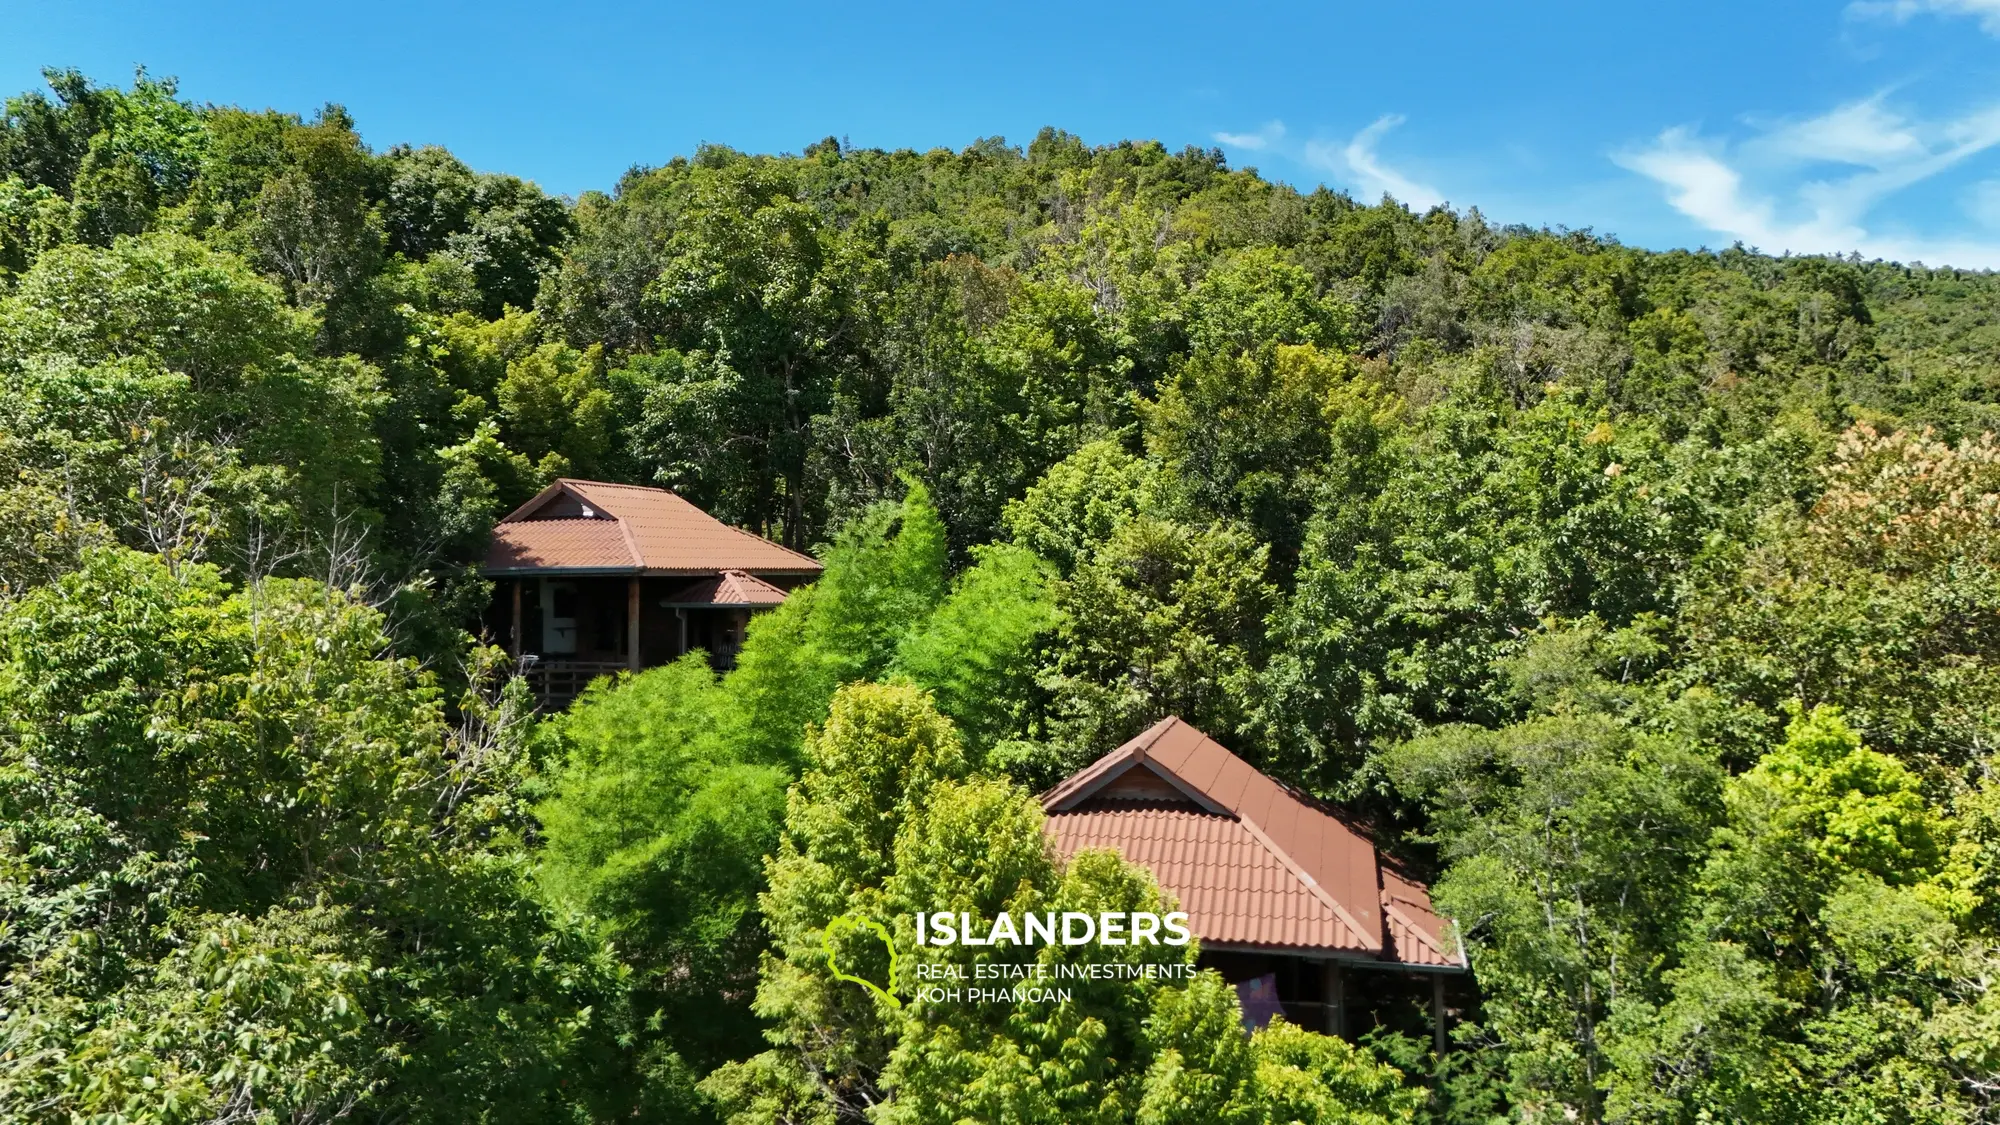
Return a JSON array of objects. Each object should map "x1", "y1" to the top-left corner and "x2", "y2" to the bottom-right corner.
[
  {"x1": 532, "y1": 483, "x2": 1058, "y2": 1106},
  {"x1": 0, "y1": 549, "x2": 641, "y2": 1122},
  {"x1": 5, "y1": 65, "x2": 2000, "y2": 1123},
  {"x1": 702, "y1": 681, "x2": 1419, "y2": 1125}
]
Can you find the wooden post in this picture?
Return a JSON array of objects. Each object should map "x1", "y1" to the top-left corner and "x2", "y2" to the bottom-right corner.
[
  {"x1": 627, "y1": 577, "x2": 642, "y2": 671},
  {"x1": 1322, "y1": 961, "x2": 1345, "y2": 1039},
  {"x1": 509, "y1": 579, "x2": 522, "y2": 657},
  {"x1": 1431, "y1": 973, "x2": 1447, "y2": 1054}
]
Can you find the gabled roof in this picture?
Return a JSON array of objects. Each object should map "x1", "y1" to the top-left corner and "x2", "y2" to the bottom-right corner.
[
  {"x1": 1053, "y1": 803, "x2": 1377, "y2": 952},
  {"x1": 481, "y1": 479, "x2": 823, "y2": 577},
  {"x1": 658, "y1": 569, "x2": 790, "y2": 608},
  {"x1": 1041, "y1": 717, "x2": 1466, "y2": 970}
]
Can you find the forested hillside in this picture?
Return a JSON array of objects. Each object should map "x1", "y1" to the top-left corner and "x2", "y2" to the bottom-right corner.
[{"x1": 2, "y1": 67, "x2": 1998, "y2": 1124}]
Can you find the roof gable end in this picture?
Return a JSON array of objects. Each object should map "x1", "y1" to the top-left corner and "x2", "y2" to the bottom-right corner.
[
  {"x1": 1040, "y1": 716, "x2": 1183, "y2": 809},
  {"x1": 500, "y1": 480, "x2": 599, "y2": 523},
  {"x1": 1040, "y1": 717, "x2": 1467, "y2": 969}
]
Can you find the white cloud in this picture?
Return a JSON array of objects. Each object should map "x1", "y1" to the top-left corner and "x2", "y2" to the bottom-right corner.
[
  {"x1": 1618, "y1": 98, "x2": 2000, "y2": 268},
  {"x1": 1618, "y1": 129, "x2": 1859, "y2": 251},
  {"x1": 1304, "y1": 115, "x2": 1444, "y2": 210},
  {"x1": 1213, "y1": 120, "x2": 1286, "y2": 151},
  {"x1": 1848, "y1": 0, "x2": 2000, "y2": 35},
  {"x1": 1760, "y1": 97, "x2": 1924, "y2": 167},
  {"x1": 1212, "y1": 114, "x2": 1445, "y2": 209}
]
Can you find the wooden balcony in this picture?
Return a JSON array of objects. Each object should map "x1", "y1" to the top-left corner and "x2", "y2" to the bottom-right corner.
[{"x1": 520, "y1": 658, "x2": 627, "y2": 710}]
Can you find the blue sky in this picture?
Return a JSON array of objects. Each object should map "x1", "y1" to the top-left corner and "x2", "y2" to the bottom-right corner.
[{"x1": 10, "y1": 0, "x2": 2000, "y2": 266}]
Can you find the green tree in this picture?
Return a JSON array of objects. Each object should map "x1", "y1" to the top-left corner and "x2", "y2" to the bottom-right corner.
[
  {"x1": 1260, "y1": 388, "x2": 1679, "y2": 786},
  {"x1": 1144, "y1": 341, "x2": 1353, "y2": 564},
  {"x1": 808, "y1": 258, "x2": 1124, "y2": 556},
  {"x1": 1382, "y1": 625, "x2": 1728, "y2": 1122},
  {"x1": 1603, "y1": 706, "x2": 1996, "y2": 1124},
  {"x1": 708, "y1": 681, "x2": 1417, "y2": 1125},
  {"x1": 0, "y1": 67, "x2": 118, "y2": 194},
  {"x1": 0, "y1": 232, "x2": 383, "y2": 573},
  {"x1": 66, "y1": 70, "x2": 205, "y2": 243},
  {"x1": 0, "y1": 175, "x2": 70, "y2": 280},
  {"x1": 889, "y1": 542, "x2": 1059, "y2": 753},
  {"x1": 629, "y1": 160, "x2": 887, "y2": 546},
  {"x1": 382, "y1": 145, "x2": 572, "y2": 317},
  {"x1": 537, "y1": 654, "x2": 789, "y2": 1091},
  {"x1": 248, "y1": 104, "x2": 385, "y2": 345},
  {"x1": 0, "y1": 548, "x2": 645, "y2": 1122},
  {"x1": 1003, "y1": 437, "x2": 1160, "y2": 576},
  {"x1": 1684, "y1": 424, "x2": 2000, "y2": 768},
  {"x1": 1021, "y1": 514, "x2": 1276, "y2": 786},
  {"x1": 718, "y1": 681, "x2": 970, "y2": 1120}
]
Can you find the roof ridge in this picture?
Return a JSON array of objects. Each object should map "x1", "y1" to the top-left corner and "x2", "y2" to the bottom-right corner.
[
  {"x1": 601, "y1": 482, "x2": 645, "y2": 568},
  {"x1": 563, "y1": 480, "x2": 820, "y2": 569},
  {"x1": 555, "y1": 477, "x2": 707, "y2": 494},
  {"x1": 724, "y1": 569, "x2": 784, "y2": 591},
  {"x1": 1039, "y1": 718, "x2": 1182, "y2": 807},
  {"x1": 1066, "y1": 795, "x2": 1228, "y2": 814},
  {"x1": 1041, "y1": 725, "x2": 1232, "y2": 816},
  {"x1": 1039, "y1": 745, "x2": 1142, "y2": 808},
  {"x1": 712, "y1": 520, "x2": 820, "y2": 566},
  {"x1": 1132, "y1": 715, "x2": 1184, "y2": 754},
  {"x1": 1235, "y1": 811, "x2": 1381, "y2": 954}
]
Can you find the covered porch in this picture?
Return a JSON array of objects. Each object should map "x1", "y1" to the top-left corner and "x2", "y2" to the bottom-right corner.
[
  {"x1": 484, "y1": 572, "x2": 776, "y2": 708},
  {"x1": 1200, "y1": 946, "x2": 1474, "y2": 1049},
  {"x1": 477, "y1": 478, "x2": 822, "y2": 708}
]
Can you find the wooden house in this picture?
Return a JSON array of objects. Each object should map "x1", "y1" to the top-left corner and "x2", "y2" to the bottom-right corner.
[
  {"x1": 1042, "y1": 717, "x2": 1470, "y2": 1045},
  {"x1": 480, "y1": 479, "x2": 822, "y2": 706}
]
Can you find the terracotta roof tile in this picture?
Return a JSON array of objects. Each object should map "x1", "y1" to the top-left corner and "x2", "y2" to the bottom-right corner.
[
  {"x1": 659, "y1": 569, "x2": 791, "y2": 607},
  {"x1": 1381, "y1": 866, "x2": 1464, "y2": 968},
  {"x1": 1047, "y1": 801, "x2": 1372, "y2": 953},
  {"x1": 1041, "y1": 717, "x2": 1466, "y2": 969},
  {"x1": 485, "y1": 518, "x2": 636, "y2": 572},
  {"x1": 482, "y1": 479, "x2": 822, "y2": 577}
]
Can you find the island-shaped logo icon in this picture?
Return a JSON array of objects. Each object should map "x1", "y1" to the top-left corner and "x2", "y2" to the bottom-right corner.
[{"x1": 822, "y1": 913, "x2": 901, "y2": 1008}]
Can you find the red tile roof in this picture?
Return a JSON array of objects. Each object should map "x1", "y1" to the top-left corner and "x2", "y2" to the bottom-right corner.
[
  {"x1": 1051, "y1": 802, "x2": 1374, "y2": 952},
  {"x1": 658, "y1": 569, "x2": 791, "y2": 608},
  {"x1": 1042, "y1": 717, "x2": 1466, "y2": 969},
  {"x1": 1381, "y1": 866, "x2": 1463, "y2": 968},
  {"x1": 482, "y1": 479, "x2": 823, "y2": 577}
]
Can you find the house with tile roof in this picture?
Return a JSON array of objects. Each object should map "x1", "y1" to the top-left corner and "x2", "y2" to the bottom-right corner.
[
  {"x1": 480, "y1": 479, "x2": 822, "y2": 706},
  {"x1": 1043, "y1": 716, "x2": 1469, "y2": 1046}
]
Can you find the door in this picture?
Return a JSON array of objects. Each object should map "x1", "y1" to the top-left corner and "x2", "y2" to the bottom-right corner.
[{"x1": 541, "y1": 579, "x2": 578, "y2": 654}]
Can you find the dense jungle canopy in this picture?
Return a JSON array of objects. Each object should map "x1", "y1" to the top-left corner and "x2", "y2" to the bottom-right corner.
[{"x1": 2, "y1": 67, "x2": 1998, "y2": 1124}]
